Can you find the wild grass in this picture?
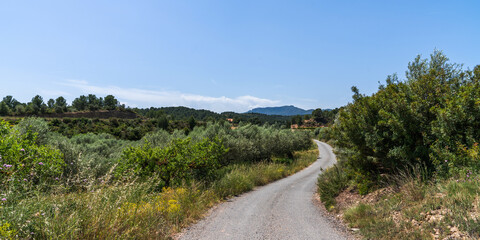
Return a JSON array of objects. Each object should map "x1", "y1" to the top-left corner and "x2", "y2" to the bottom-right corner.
[
  {"x1": 317, "y1": 164, "x2": 349, "y2": 210},
  {"x1": 337, "y1": 171, "x2": 480, "y2": 239},
  {"x1": 0, "y1": 148, "x2": 318, "y2": 239},
  {"x1": 214, "y1": 149, "x2": 318, "y2": 197}
]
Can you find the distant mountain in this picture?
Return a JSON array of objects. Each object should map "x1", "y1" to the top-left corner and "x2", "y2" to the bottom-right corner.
[{"x1": 246, "y1": 106, "x2": 314, "y2": 116}]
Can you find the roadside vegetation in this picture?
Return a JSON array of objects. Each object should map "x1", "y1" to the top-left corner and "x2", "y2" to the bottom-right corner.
[
  {"x1": 316, "y1": 50, "x2": 480, "y2": 239},
  {"x1": 0, "y1": 118, "x2": 315, "y2": 239}
]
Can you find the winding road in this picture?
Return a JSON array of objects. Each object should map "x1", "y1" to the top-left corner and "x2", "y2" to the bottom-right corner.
[{"x1": 178, "y1": 140, "x2": 349, "y2": 240}]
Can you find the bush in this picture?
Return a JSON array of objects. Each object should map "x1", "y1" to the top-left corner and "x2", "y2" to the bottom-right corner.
[
  {"x1": 331, "y1": 50, "x2": 480, "y2": 192},
  {"x1": 0, "y1": 120, "x2": 64, "y2": 194},
  {"x1": 315, "y1": 127, "x2": 333, "y2": 142},
  {"x1": 45, "y1": 132, "x2": 133, "y2": 185},
  {"x1": 117, "y1": 137, "x2": 227, "y2": 187},
  {"x1": 317, "y1": 164, "x2": 349, "y2": 209},
  {"x1": 188, "y1": 122, "x2": 313, "y2": 164},
  {"x1": 13, "y1": 117, "x2": 50, "y2": 145}
]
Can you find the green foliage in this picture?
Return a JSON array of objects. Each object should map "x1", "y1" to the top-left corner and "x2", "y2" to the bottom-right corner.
[
  {"x1": 104, "y1": 95, "x2": 119, "y2": 110},
  {"x1": 0, "y1": 102, "x2": 10, "y2": 116},
  {"x1": 14, "y1": 105, "x2": 25, "y2": 115},
  {"x1": 157, "y1": 116, "x2": 169, "y2": 130},
  {"x1": 317, "y1": 165, "x2": 349, "y2": 209},
  {"x1": 141, "y1": 129, "x2": 184, "y2": 147},
  {"x1": 48, "y1": 117, "x2": 157, "y2": 141},
  {"x1": 14, "y1": 117, "x2": 50, "y2": 145},
  {"x1": 331, "y1": 50, "x2": 480, "y2": 192},
  {"x1": 188, "y1": 122, "x2": 313, "y2": 164},
  {"x1": 1, "y1": 94, "x2": 294, "y2": 128},
  {"x1": 136, "y1": 106, "x2": 219, "y2": 121},
  {"x1": 311, "y1": 108, "x2": 339, "y2": 125},
  {"x1": 47, "y1": 132, "x2": 132, "y2": 181},
  {"x1": 136, "y1": 106, "x2": 293, "y2": 125},
  {"x1": 0, "y1": 113, "x2": 318, "y2": 239},
  {"x1": 87, "y1": 94, "x2": 102, "y2": 111},
  {"x1": 0, "y1": 148, "x2": 317, "y2": 239},
  {"x1": 213, "y1": 148, "x2": 318, "y2": 198},
  {"x1": 54, "y1": 96, "x2": 68, "y2": 113},
  {"x1": 0, "y1": 120, "x2": 64, "y2": 193},
  {"x1": 188, "y1": 116, "x2": 196, "y2": 129},
  {"x1": 117, "y1": 137, "x2": 227, "y2": 186},
  {"x1": 2, "y1": 96, "x2": 19, "y2": 110},
  {"x1": 72, "y1": 95, "x2": 87, "y2": 111},
  {"x1": 315, "y1": 127, "x2": 333, "y2": 142},
  {"x1": 47, "y1": 98, "x2": 55, "y2": 109},
  {"x1": 30, "y1": 95, "x2": 46, "y2": 114},
  {"x1": 343, "y1": 203, "x2": 375, "y2": 228},
  {"x1": 0, "y1": 221, "x2": 17, "y2": 239}
]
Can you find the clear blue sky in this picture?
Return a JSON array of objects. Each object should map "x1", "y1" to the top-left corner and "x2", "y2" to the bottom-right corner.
[{"x1": 1, "y1": 1, "x2": 479, "y2": 112}]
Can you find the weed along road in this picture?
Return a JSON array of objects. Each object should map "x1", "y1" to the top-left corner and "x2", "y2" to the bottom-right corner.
[{"x1": 178, "y1": 140, "x2": 349, "y2": 240}]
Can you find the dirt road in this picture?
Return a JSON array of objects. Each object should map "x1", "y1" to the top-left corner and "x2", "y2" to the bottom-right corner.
[{"x1": 178, "y1": 140, "x2": 350, "y2": 240}]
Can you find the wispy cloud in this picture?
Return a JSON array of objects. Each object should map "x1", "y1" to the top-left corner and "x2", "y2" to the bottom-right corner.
[
  {"x1": 39, "y1": 89, "x2": 72, "y2": 98},
  {"x1": 62, "y1": 80, "x2": 279, "y2": 113}
]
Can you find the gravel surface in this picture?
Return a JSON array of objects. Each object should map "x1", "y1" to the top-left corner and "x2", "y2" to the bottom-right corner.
[{"x1": 178, "y1": 140, "x2": 351, "y2": 240}]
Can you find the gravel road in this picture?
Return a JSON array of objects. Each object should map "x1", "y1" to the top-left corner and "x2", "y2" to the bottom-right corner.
[{"x1": 178, "y1": 140, "x2": 350, "y2": 240}]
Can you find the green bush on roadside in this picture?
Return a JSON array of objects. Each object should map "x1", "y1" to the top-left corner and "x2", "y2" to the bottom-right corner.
[
  {"x1": 117, "y1": 137, "x2": 227, "y2": 187},
  {"x1": 317, "y1": 164, "x2": 349, "y2": 209}
]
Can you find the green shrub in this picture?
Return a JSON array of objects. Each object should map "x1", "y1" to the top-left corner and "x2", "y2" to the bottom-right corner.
[
  {"x1": 331, "y1": 51, "x2": 480, "y2": 191},
  {"x1": 13, "y1": 117, "x2": 50, "y2": 145},
  {"x1": 117, "y1": 137, "x2": 227, "y2": 187},
  {"x1": 0, "y1": 120, "x2": 64, "y2": 194},
  {"x1": 315, "y1": 127, "x2": 333, "y2": 142},
  {"x1": 188, "y1": 122, "x2": 313, "y2": 164},
  {"x1": 0, "y1": 221, "x2": 16, "y2": 239},
  {"x1": 317, "y1": 165, "x2": 349, "y2": 209},
  {"x1": 46, "y1": 132, "x2": 132, "y2": 182},
  {"x1": 141, "y1": 129, "x2": 175, "y2": 147}
]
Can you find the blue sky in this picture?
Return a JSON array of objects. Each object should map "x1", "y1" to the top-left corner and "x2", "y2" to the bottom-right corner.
[{"x1": 1, "y1": 1, "x2": 479, "y2": 112}]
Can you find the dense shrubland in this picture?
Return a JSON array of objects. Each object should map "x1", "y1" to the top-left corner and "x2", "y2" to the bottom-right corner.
[
  {"x1": 187, "y1": 122, "x2": 313, "y2": 163},
  {"x1": 0, "y1": 117, "x2": 314, "y2": 239},
  {"x1": 5, "y1": 116, "x2": 200, "y2": 141},
  {"x1": 117, "y1": 137, "x2": 227, "y2": 187},
  {"x1": 317, "y1": 51, "x2": 480, "y2": 238},
  {"x1": 48, "y1": 117, "x2": 156, "y2": 140}
]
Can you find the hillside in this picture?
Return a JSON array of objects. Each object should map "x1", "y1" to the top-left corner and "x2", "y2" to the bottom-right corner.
[
  {"x1": 135, "y1": 106, "x2": 292, "y2": 124},
  {"x1": 246, "y1": 105, "x2": 313, "y2": 116}
]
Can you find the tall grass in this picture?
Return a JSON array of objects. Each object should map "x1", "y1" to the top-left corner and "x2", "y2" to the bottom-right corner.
[
  {"x1": 0, "y1": 148, "x2": 318, "y2": 239},
  {"x1": 214, "y1": 149, "x2": 318, "y2": 197},
  {"x1": 317, "y1": 164, "x2": 349, "y2": 209}
]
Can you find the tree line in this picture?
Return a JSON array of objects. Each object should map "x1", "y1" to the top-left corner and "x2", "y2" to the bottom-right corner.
[
  {"x1": 0, "y1": 93, "x2": 337, "y2": 129},
  {"x1": 0, "y1": 94, "x2": 123, "y2": 116}
]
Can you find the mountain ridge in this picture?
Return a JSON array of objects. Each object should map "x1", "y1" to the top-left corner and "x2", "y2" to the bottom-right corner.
[{"x1": 246, "y1": 105, "x2": 313, "y2": 116}]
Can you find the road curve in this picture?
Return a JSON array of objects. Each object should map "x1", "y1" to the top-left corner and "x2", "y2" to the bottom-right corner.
[{"x1": 178, "y1": 140, "x2": 349, "y2": 240}]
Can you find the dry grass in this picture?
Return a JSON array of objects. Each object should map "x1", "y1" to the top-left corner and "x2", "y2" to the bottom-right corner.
[{"x1": 333, "y1": 175, "x2": 480, "y2": 239}]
